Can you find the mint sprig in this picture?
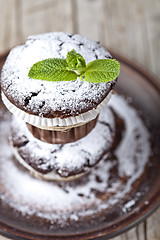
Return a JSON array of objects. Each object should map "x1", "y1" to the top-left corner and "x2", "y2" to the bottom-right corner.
[
  {"x1": 67, "y1": 49, "x2": 86, "y2": 74},
  {"x1": 28, "y1": 49, "x2": 120, "y2": 83}
]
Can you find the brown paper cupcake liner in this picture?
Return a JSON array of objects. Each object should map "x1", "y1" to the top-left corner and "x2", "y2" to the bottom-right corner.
[{"x1": 26, "y1": 116, "x2": 98, "y2": 144}]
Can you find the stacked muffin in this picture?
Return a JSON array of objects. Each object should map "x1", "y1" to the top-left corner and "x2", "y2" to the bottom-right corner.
[{"x1": 0, "y1": 32, "x2": 117, "y2": 180}]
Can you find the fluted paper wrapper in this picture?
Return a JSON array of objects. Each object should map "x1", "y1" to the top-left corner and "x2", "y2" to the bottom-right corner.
[{"x1": 2, "y1": 91, "x2": 112, "y2": 128}]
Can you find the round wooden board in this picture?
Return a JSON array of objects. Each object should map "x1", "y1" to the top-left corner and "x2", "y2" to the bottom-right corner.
[{"x1": 0, "y1": 51, "x2": 160, "y2": 240}]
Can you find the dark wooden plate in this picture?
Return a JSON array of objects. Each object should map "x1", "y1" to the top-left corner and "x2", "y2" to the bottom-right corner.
[{"x1": 0, "y1": 51, "x2": 160, "y2": 240}]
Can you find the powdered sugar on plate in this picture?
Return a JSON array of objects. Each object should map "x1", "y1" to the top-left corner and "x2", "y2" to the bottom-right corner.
[{"x1": 0, "y1": 94, "x2": 151, "y2": 226}]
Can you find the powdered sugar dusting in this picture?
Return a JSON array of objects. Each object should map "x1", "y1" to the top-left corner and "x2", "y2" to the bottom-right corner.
[
  {"x1": 0, "y1": 94, "x2": 151, "y2": 226},
  {"x1": 109, "y1": 95, "x2": 150, "y2": 177},
  {"x1": 1, "y1": 32, "x2": 115, "y2": 118}
]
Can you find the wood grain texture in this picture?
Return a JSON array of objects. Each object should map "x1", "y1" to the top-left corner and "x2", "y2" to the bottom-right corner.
[
  {"x1": 0, "y1": 0, "x2": 73, "y2": 53},
  {"x1": 0, "y1": 0, "x2": 17, "y2": 54},
  {"x1": 0, "y1": 0, "x2": 159, "y2": 239},
  {"x1": 102, "y1": 0, "x2": 160, "y2": 81},
  {"x1": 21, "y1": 0, "x2": 73, "y2": 38},
  {"x1": 73, "y1": 0, "x2": 104, "y2": 42}
]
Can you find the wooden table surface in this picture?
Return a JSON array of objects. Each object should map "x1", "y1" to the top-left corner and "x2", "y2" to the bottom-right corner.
[{"x1": 0, "y1": 0, "x2": 159, "y2": 240}]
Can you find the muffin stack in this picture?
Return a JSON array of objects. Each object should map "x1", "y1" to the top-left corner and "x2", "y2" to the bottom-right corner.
[{"x1": 0, "y1": 32, "x2": 117, "y2": 180}]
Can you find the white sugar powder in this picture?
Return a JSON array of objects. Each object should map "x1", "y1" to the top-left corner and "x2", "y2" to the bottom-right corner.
[{"x1": 0, "y1": 94, "x2": 151, "y2": 223}]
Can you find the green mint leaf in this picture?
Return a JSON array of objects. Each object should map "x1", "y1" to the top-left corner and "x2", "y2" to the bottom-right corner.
[
  {"x1": 82, "y1": 59, "x2": 120, "y2": 83},
  {"x1": 28, "y1": 50, "x2": 120, "y2": 84},
  {"x1": 28, "y1": 58, "x2": 78, "y2": 82},
  {"x1": 67, "y1": 49, "x2": 86, "y2": 74}
]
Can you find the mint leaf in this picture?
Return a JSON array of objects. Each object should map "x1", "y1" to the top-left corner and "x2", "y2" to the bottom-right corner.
[
  {"x1": 82, "y1": 59, "x2": 120, "y2": 83},
  {"x1": 67, "y1": 49, "x2": 86, "y2": 74},
  {"x1": 28, "y1": 50, "x2": 120, "y2": 84},
  {"x1": 28, "y1": 58, "x2": 78, "y2": 82}
]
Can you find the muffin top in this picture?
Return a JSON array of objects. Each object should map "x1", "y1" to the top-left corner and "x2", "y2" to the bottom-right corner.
[{"x1": 1, "y1": 32, "x2": 116, "y2": 119}]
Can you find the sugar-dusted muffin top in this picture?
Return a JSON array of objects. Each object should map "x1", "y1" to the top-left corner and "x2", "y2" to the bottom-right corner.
[{"x1": 1, "y1": 32, "x2": 116, "y2": 118}]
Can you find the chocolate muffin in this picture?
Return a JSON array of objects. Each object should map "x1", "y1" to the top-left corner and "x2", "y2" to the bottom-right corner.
[
  {"x1": 1, "y1": 32, "x2": 116, "y2": 144},
  {"x1": 10, "y1": 105, "x2": 116, "y2": 181}
]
